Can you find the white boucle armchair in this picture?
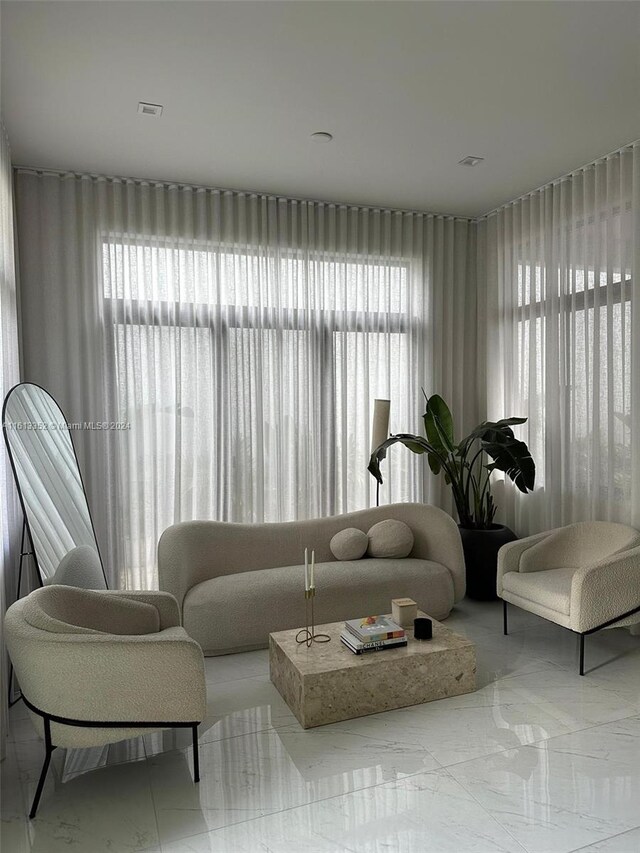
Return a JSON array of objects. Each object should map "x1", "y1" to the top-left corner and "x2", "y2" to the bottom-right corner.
[
  {"x1": 497, "y1": 521, "x2": 640, "y2": 675},
  {"x1": 4, "y1": 585, "x2": 206, "y2": 818}
]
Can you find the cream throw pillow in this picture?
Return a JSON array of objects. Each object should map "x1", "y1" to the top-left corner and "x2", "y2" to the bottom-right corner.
[
  {"x1": 330, "y1": 528, "x2": 369, "y2": 560},
  {"x1": 367, "y1": 519, "x2": 414, "y2": 558}
]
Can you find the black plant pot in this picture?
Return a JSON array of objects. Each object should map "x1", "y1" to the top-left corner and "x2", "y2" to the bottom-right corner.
[{"x1": 458, "y1": 524, "x2": 518, "y2": 601}]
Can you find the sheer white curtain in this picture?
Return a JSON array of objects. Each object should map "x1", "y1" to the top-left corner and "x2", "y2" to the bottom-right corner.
[
  {"x1": 479, "y1": 142, "x2": 640, "y2": 535},
  {"x1": 1, "y1": 121, "x2": 21, "y2": 751},
  {"x1": 14, "y1": 172, "x2": 477, "y2": 588}
]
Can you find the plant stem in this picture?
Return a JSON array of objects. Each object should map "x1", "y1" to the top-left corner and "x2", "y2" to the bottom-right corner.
[
  {"x1": 477, "y1": 467, "x2": 493, "y2": 526},
  {"x1": 464, "y1": 444, "x2": 485, "y2": 522}
]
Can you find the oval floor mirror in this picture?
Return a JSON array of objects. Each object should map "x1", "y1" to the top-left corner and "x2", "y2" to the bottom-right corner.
[{"x1": 2, "y1": 382, "x2": 107, "y2": 589}]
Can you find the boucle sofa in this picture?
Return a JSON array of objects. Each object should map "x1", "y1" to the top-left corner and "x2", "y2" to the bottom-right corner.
[{"x1": 158, "y1": 502, "x2": 465, "y2": 655}]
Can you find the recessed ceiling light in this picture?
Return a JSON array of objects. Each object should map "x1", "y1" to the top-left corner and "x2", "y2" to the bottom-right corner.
[
  {"x1": 138, "y1": 102, "x2": 163, "y2": 117},
  {"x1": 458, "y1": 155, "x2": 484, "y2": 167},
  {"x1": 310, "y1": 131, "x2": 333, "y2": 143}
]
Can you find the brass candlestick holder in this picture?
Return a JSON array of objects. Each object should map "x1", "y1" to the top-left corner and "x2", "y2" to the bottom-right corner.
[{"x1": 295, "y1": 587, "x2": 331, "y2": 647}]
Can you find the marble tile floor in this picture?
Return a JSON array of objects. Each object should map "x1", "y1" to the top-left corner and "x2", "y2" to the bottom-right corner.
[{"x1": 2, "y1": 599, "x2": 639, "y2": 853}]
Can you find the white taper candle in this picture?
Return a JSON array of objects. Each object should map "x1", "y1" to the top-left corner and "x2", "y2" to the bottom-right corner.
[{"x1": 304, "y1": 548, "x2": 309, "y2": 591}]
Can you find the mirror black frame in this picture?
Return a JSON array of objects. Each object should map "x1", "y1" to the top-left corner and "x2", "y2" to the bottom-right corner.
[{"x1": 2, "y1": 381, "x2": 108, "y2": 589}]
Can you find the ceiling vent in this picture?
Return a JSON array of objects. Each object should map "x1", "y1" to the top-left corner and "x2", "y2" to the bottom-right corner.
[
  {"x1": 137, "y1": 102, "x2": 163, "y2": 117},
  {"x1": 458, "y1": 155, "x2": 484, "y2": 167}
]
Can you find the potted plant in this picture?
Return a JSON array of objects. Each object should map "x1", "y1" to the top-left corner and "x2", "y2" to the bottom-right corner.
[{"x1": 368, "y1": 393, "x2": 535, "y2": 600}]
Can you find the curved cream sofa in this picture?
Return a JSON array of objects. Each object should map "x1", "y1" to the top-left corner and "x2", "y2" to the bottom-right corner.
[{"x1": 158, "y1": 502, "x2": 465, "y2": 655}]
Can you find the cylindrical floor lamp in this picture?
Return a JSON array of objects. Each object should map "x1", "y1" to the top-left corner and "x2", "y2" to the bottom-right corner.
[{"x1": 371, "y1": 399, "x2": 390, "y2": 507}]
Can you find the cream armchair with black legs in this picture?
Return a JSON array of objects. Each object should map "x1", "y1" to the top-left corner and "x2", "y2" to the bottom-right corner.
[
  {"x1": 498, "y1": 521, "x2": 640, "y2": 675},
  {"x1": 4, "y1": 585, "x2": 207, "y2": 818}
]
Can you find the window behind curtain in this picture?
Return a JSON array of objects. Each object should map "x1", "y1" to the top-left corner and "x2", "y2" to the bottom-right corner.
[
  {"x1": 102, "y1": 238, "x2": 421, "y2": 582},
  {"x1": 516, "y1": 257, "x2": 631, "y2": 513},
  {"x1": 495, "y1": 154, "x2": 635, "y2": 533}
]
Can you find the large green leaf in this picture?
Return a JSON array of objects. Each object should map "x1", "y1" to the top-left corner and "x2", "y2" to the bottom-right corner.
[
  {"x1": 427, "y1": 452, "x2": 442, "y2": 475},
  {"x1": 487, "y1": 417, "x2": 528, "y2": 427},
  {"x1": 423, "y1": 394, "x2": 455, "y2": 453},
  {"x1": 483, "y1": 436, "x2": 535, "y2": 492},
  {"x1": 368, "y1": 433, "x2": 435, "y2": 484},
  {"x1": 463, "y1": 416, "x2": 535, "y2": 495},
  {"x1": 465, "y1": 419, "x2": 524, "y2": 445}
]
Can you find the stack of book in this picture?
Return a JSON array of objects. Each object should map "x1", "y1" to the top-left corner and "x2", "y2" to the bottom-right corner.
[{"x1": 340, "y1": 615, "x2": 407, "y2": 655}]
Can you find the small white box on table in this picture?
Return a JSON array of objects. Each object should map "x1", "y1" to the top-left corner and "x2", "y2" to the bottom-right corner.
[{"x1": 391, "y1": 597, "x2": 418, "y2": 628}]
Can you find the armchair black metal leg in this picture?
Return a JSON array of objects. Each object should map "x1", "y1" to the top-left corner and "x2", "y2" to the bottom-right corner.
[
  {"x1": 192, "y1": 724, "x2": 200, "y2": 783},
  {"x1": 579, "y1": 634, "x2": 585, "y2": 676},
  {"x1": 503, "y1": 600, "x2": 508, "y2": 635},
  {"x1": 29, "y1": 717, "x2": 55, "y2": 819}
]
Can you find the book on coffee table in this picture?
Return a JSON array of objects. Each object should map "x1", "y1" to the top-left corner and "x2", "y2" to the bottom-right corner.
[
  {"x1": 344, "y1": 615, "x2": 405, "y2": 643},
  {"x1": 340, "y1": 630, "x2": 407, "y2": 655}
]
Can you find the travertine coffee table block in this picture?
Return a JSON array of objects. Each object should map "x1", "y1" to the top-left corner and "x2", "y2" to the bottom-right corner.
[{"x1": 269, "y1": 612, "x2": 476, "y2": 728}]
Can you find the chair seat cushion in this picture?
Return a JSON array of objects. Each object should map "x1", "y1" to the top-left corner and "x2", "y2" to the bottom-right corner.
[
  {"x1": 183, "y1": 558, "x2": 454, "y2": 654},
  {"x1": 502, "y1": 567, "x2": 578, "y2": 615}
]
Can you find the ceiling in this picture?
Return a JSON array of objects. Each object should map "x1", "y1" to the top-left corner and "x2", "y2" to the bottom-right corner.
[{"x1": 2, "y1": 1, "x2": 639, "y2": 217}]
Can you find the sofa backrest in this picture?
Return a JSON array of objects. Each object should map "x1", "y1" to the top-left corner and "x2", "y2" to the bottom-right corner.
[{"x1": 158, "y1": 502, "x2": 465, "y2": 609}]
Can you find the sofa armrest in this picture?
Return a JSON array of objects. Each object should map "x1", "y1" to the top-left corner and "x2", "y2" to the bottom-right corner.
[
  {"x1": 570, "y1": 545, "x2": 640, "y2": 633},
  {"x1": 406, "y1": 506, "x2": 466, "y2": 602},
  {"x1": 497, "y1": 530, "x2": 556, "y2": 596},
  {"x1": 105, "y1": 590, "x2": 181, "y2": 629},
  {"x1": 158, "y1": 521, "x2": 221, "y2": 611},
  {"x1": 14, "y1": 628, "x2": 206, "y2": 724}
]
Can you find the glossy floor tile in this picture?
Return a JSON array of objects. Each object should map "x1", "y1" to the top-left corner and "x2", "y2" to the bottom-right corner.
[
  {"x1": 571, "y1": 827, "x2": 640, "y2": 852},
  {"x1": 448, "y1": 715, "x2": 640, "y2": 853},
  {"x1": 20, "y1": 758, "x2": 159, "y2": 853},
  {"x1": 1, "y1": 740, "x2": 31, "y2": 853},
  {"x1": 160, "y1": 770, "x2": 527, "y2": 853},
  {"x1": 2, "y1": 599, "x2": 639, "y2": 853}
]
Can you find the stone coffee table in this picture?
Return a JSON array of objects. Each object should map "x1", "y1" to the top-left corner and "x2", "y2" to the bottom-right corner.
[{"x1": 269, "y1": 612, "x2": 476, "y2": 728}]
